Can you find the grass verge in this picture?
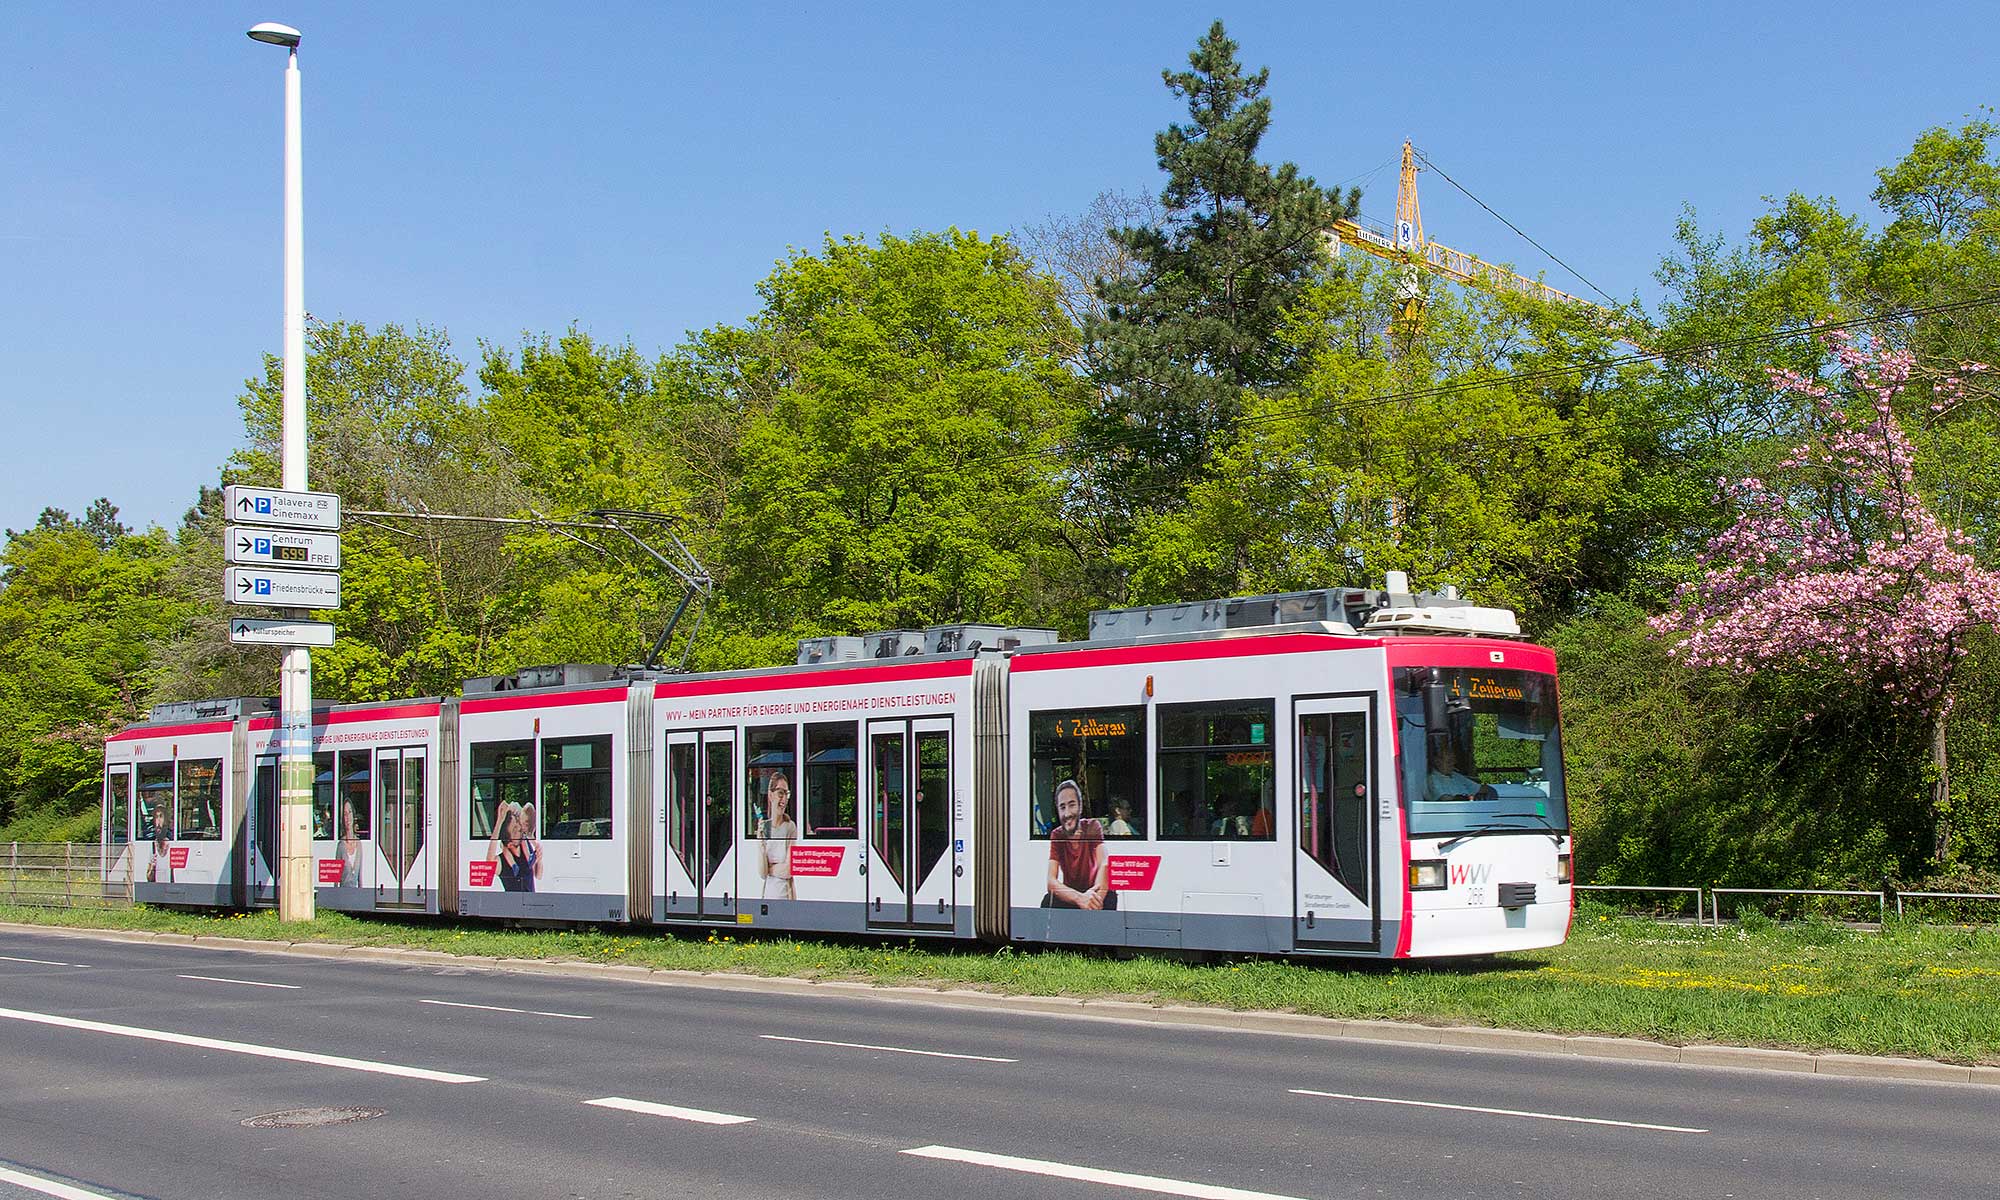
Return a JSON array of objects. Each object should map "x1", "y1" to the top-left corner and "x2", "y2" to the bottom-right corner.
[{"x1": 4, "y1": 899, "x2": 1996, "y2": 1064}]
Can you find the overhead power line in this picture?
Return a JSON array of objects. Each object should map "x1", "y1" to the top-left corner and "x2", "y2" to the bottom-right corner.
[{"x1": 1409, "y1": 144, "x2": 1618, "y2": 306}]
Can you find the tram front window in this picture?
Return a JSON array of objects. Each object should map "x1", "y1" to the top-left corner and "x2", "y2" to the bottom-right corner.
[{"x1": 1393, "y1": 666, "x2": 1567, "y2": 839}]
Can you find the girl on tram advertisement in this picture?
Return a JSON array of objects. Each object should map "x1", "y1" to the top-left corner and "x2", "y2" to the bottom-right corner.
[
  {"x1": 481, "y1": 800, "x2": 542, "y2": 892},
  {"x1": 753, "y1": 771, "x2": 798, "y2": 900}
]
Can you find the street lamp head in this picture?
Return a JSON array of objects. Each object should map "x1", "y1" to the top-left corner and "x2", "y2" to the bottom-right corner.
[{"x1": 246, "y1": 22, "x2": 302, "y2": 48}]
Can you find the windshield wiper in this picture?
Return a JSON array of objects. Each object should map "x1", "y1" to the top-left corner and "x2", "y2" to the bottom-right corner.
[{"x1": 1437, "y1": 812, "x2": 1565, "y2": 852}]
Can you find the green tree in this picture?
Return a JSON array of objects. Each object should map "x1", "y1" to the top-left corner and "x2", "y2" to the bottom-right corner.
[
  {"x1": 163, "y1": 319, "x2": 552, "y2": 703},
  {"x1": 1084, "y1": 21, "x2": 1359, "y2": 514},
  {"x1": 1120, "y1": 259, "x2": 1633, "y2": 627},
  {"x1": 691, "y1": 230, "x2": 1086, "y2": 662},
  {"x1": 0, "y1": 513, "x2": 192, "y2": 835}
]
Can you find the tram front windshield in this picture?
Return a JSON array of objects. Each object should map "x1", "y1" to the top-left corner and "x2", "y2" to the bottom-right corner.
[{"x1": 1393, "y1": 666, "x2": 1567, "y2": 840}]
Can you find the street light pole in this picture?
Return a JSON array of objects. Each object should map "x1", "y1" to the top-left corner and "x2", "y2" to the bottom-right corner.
[{"x1": 249, "y1": 21, "x2": 313, "y2": 921}]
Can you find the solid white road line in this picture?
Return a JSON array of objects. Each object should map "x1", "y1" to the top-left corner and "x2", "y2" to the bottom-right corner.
[
  {"x1": 0, "y1": 1163, "x2": 124, "y2": 1200},
  {"x1": 1288, "y1": 1088, "x2": 1708, "y2": 1133},
  {"x1": 0, "y1": 954, "x2": 76, "y2": 967},
  {"x1": 0, "y1": 1005, "x2": 485, "y2": 1084},
  {"x1": 176, "y1": 973, "x2": 301, "y2": 990},
  {"x1": 420, "y1": 998, "x2": 591, "y2": 1020},
  {"x1": 901, "y1": 1146, "x2": 1312, "y2": 1200},
  {"x1": 758, "y1": 1033, "x2": 1017, "y2": 1063},
  {"x1": 583, "y1": 1096, "x2": 756, "y2": 1125}
]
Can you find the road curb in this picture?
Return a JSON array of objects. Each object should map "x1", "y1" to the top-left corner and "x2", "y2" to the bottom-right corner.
[{"x1": 4, "y1": 920, "x2": 1995, "y2": 1087}]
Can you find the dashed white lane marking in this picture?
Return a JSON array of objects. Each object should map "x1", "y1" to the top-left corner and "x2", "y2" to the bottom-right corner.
[
  {"x1": 420, "y1": 998, "x2": 591, "y2": 1020},
  {"x1": 0, "y1": 955, "x2": 76, "y2": 968},
  {"x1": 176, "y1": 974, "x2": 301, "y2": 990},
  {"x1": 0, "y1": 1162, "x2": 124, "y2": 1200},
  {"x1": 1289, "y1": 1088, "x2": 1708, "y2": 1133},
  {"x1": 583, "y1": 1096, "x2": 756, "y2": 1125},
  {"x1": 901, "y1": 1145, "x2": 1311, "y2": 1200},
  {"x1": 0, "y1": 1005, "x2": 485, "y2": 1084},
  {"x1": 759, "y1": 1033, "x2": 1017, "y2": 1063}
]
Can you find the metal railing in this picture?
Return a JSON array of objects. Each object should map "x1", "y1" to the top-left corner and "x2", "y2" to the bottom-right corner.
[
  {"x1": 1573, "y1": 884, "x2": 1705, "y2": 920},
  {"x1": 1710, "y1": 887, "x2": 1885, "y2": 925},
  {"x1": 2, "y1": 842, "x2": 133, "y2": 910},
  {"x1": 1893, "y1": 891, "x2": 2000, "y2": 921},
  {"x1": 1581, "y1": 883, "x2": 2000, "y2": 926}
]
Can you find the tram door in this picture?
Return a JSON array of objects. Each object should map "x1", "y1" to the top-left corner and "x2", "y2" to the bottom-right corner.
[
  {"x1": 102, "y1": 765, "x2": 133, "y2": 883},
  {"x1": 374, "y1": 747, "x2": 428, "y2": 908},
  {"x1": 248, "y1": 755, "x2": 278, "y2": 904},
  {"x1": 1293, "y1": 696, "x2": 1379, "y2": 950},
  {"x1": 865, "y1": 719, "x2": 954, "y2": 930},
  {"x1": 662, "y1": 731, "x2": 736, "y2": 920}
]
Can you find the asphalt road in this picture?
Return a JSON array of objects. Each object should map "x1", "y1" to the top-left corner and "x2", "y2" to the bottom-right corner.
[{"x1": 0, "y1": 927, "x2": 1992, "y2": 1200}]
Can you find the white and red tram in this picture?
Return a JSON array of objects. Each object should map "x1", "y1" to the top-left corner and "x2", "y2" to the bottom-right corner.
[{"x1": 100, "y1": 586, "x2": 1573, "y2": 959}]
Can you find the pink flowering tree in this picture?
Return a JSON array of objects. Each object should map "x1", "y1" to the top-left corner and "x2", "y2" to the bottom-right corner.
[{"x1": 1651, "y1": 335, "x2": 1999, "y2": 860}]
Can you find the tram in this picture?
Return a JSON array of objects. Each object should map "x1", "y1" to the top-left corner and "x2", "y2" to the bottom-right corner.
[{"x1": 99, "y1": 580, "x2": 1572, "y2": 959}]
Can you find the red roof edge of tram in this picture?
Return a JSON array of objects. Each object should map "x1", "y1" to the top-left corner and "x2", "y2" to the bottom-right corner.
[
  {"x1": 460, "y1": 686, "x2": 632, "y2": 715},
  {"x1": 247, "y1": 702, "x2": 444, "y2": 731},
  {"x1": 106, "y1": 720, "x2": 233, "y2": 742},
  {"x1": 1014, "y1": 631, "x2": 1378, "y2": 672},
  {"x1": 652, "y1": 657, "x2": 974, "y2": 700},
  {"x1": 1381, "y1": 638, "x2": 1557, "y2": 674}
]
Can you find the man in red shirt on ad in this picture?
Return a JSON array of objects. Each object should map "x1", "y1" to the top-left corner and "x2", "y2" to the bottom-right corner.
[{"x1": 1044, "y1": 779, "x2": 1115, "y2": 910}]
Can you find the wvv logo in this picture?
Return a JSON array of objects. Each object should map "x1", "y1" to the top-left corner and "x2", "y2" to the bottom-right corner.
[{"x1": 1449, "y1": 863, "x2": 1492, "y2": 886}]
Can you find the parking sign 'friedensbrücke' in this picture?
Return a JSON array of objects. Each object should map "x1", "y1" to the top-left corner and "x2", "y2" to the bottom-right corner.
[{"x1": 224, "y1": 566, "x2": 342, "y2": 610}]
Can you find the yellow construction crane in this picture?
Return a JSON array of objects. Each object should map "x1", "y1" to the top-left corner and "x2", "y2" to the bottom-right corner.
[{"x1": 1330, "y1": 141, "x2": 1615, "y2": 337}]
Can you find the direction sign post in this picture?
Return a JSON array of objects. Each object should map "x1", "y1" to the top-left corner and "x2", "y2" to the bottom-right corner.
[
  {"x1": 229, "y1": 618, "x2": 336, "y2": 648},
  {"x1": 225, "y1": 526, "x2": 342, "y2": 569},
  {"x1": 225, "y1": 566, "x2": 342, "y2": 610},
  {"x1": 223, "y1": 484, "x2": 342, "y2": 531}
]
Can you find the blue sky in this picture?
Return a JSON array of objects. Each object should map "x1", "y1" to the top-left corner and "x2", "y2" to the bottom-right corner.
[{"x1": 3, "y1": 2, "x2": 1993, "y2": 536}]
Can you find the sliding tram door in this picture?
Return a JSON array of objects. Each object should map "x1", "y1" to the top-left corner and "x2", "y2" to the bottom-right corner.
[{"x1": 865, "y1": 719, "x2": 953, "y2": 930}]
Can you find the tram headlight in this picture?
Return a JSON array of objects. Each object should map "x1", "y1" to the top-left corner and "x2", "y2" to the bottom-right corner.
[
  {"x1": 1409, "y1": 859, "x2": 1447, "y2": 891},
  {"x1": 1556, "y1": 853, "x2": 1572, "y2": 885}
]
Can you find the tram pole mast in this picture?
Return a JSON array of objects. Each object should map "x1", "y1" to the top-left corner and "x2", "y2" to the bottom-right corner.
[{"x1": 249, "y1": 20, "x2": 314, "y2": 922}]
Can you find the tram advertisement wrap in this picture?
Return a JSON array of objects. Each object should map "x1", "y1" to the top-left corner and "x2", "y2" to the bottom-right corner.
[
  {"x1": 316, "y1": 858, "x2": 342, "y2": 884},
  {"x1": 788, "y1": 846, "x2": 844, "y2": 877},
  {"x1": 1106, "y1": 855, "x2": 1160, "y2": 891},
  {"x1": 467, "y1": 860, "x2": 497, "y2": 888}
]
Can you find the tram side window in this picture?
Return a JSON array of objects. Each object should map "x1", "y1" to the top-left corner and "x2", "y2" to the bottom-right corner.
[
  {"x1": 542, "y1": 735, "x2": 613, "y2": 839},
  {"x1": 1158, "y1": 700, "x2": 1276, "y2": 840},
  {"x1": 312, "y1": 752, "x2": 336, "y2": 839},
  {"x1": 135, "y1": 762, "x2": 174, "y2": 841},
  {"x1": 1027, "y1": 707, "x2": 1147, "y2": 840},
  {"x1": 746, "y1": 725, "x2": 797, "y2": 839},
  {"x1": 105, "y1": 770, "x2": 129, "y2": 845},
  {"x1": 338, "y1": 751, "x2": 372, "y2": 842},
  {"x1": 804, "y1": 722, "x2": 858, "y2": 838},
  {"x1": 470, "y1": 740, "x2": 534, "y2": 839},
  {"x1": 176, "y1": 758, "x2": 224, "y2": 840}
]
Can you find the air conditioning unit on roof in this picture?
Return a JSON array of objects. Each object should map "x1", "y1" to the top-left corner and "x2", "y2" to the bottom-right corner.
[{"x1": 1361, "y1": 605, "x2": 1520, "y2": 637}]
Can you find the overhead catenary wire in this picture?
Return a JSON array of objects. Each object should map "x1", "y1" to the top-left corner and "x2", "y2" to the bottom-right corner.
[{"x1": 1408, "y1": 144, "x2": 1619, "y2": 307}]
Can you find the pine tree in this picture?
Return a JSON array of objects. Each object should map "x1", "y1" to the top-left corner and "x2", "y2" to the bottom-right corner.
[{"x1": 1083, "y1": 21, "x2": 1359, "y2": 516}]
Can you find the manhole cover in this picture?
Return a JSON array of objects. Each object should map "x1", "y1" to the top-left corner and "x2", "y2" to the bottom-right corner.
[{"x1": 242, "y1": 1107, "x2": 384, "y2": 1129}]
